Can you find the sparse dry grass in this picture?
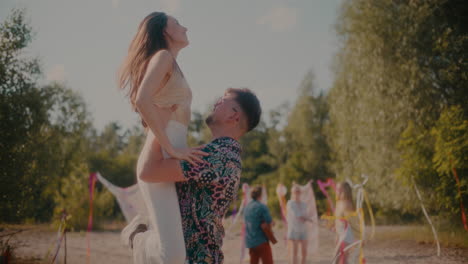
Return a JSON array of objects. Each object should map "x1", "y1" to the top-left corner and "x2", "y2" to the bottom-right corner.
[{"x1": 374, "y1": 225, "x2": 468, "y2": 248}]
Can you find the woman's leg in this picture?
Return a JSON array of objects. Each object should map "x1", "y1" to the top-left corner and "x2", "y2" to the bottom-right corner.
[
  {"x1": 288, "y1": 240, "x2": 299, "y2": 264},
  {"x1": 300, "y1": 239, "x2": 308, "y2": 264},
  {"x1": 338, "y1": 242, "x2": 346, "y2": 264},
  {"x1": 344, "y1": 242, "x2": 360, "y2": 264},
  {"x1": 130, "y1": 127, "x2": 186, "y2": 264},
  {"x1": 135, "y1": 180, "x2": 186, "y2": 264}
]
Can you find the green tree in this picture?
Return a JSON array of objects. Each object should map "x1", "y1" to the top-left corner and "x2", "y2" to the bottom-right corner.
[
  {"x1": 0, "y1": 8, "x2": 44, "y2": 221},
  {"x1": 239, "y1": 121, "x2": 276, "y2": 183},
  {"x1": 52, "y1": 163, "x2": 115, "y2": 230},
  {"x1": 280, "y1": 72, "x2": 332, "y2": 186},
  {"x1": 431, "y1": 106, "x2": 467, "y2": 217},
  {"x1": 88, "y1": 123, "x2": 143, "y2": 188},
  {"x1": 328, "y1": 0, "x2": 467, "y2": 219},
  {"x1": 240, "y1": 72, "x2": 333, "y2": 217},
  {"x1": 37, "y1": 83, "x2": 93, "y2": 221},
  {"x1": 0, "y1": 9, "x2": 95, "y2": 222}
]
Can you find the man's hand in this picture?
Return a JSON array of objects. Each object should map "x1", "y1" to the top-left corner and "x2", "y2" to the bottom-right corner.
[
  {"x1": 168, "y1": 147, "x2": 209, "y2": 166},
  {"x1": 260, "y1": 222, "x2": 277, "y2": 244}
]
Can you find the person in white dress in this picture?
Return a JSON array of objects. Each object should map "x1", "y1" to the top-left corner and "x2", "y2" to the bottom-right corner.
[
  {"x1": 118, "y1": 11, "x2": 206, "y2": 264},
  {"x1": 286, "y1": 184, "x2": 313, "y2": 264},
  {"x1": 334, "y1": 182, "x2": 359, "y2": 264}
]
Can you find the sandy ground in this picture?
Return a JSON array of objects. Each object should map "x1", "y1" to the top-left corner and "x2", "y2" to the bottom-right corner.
[{"x1": 4, "y1": 225, "x2": 467, "y2": 264}]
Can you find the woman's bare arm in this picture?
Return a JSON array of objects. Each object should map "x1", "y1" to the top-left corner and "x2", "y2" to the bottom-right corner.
[
  {"x1": 135, "y1": 50, "x2": 207, "y2": 165},
  {"x1": 135, "y1": 50, "x2": 176, "y2": 157}
]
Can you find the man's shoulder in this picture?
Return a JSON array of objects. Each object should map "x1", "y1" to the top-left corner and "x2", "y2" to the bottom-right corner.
[
  {"x1": 245, "y1": 202, "x2": 269, "y2": 220},
  {"x1": 244, "y1": 201, "x2": 258, "y2": 216},
  {"x1": 258, "y1": 202, "x2": 269, "y2": 211},
  {"x1": 247, "y1": 201, "x2": 267, "y2": 210},
  {"x1": 203, "y1": 137, "x2": 242, "y2": 165},
  {"x1": 245, "y1": 200, "x2": 257, "y2": 208},
  {"x1": 209, "y1": 137, "x2": 241, "y2": 153}
]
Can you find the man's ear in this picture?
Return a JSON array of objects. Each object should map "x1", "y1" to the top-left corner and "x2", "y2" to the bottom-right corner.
[{"x1": 228, "y1": 111, "x2": 240, "y2": 123}]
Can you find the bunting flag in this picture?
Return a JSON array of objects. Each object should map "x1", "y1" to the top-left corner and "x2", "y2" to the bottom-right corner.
[
  {"x1": 347, "y1": 174, "x2": 375, "y2": 263},
  {"x1": 261, "y1": 184, "x2": 268, "y2": 205},
  {"x1": 317, "y1": 178, "x2": 336, "y2": 215},
  {"x1": 239, "y1": 184, "x2": 250, "y2": 264},
  {"x1": 95, "y1": 172, "x2": 145, "y2": 222},
  {"x1": 43, "y1": 210, "x2": 69, "y2": 264},
  {"x1": 451, "y1": 167, "x2": 468, "y2": 232},
  {"x1": 275, "y1": 183, "x2": 289, "y2": 245},
  {"x1": 276, "y1": 184, "x2": 288, "y2": 225},
  {"x1": 412, "y1": 176, "x2": 441, "y2": 257},
  {"x1": 347, "y1": 175, "x2": 375, "y2": 240},
  {"x1": 86, "y1": 173, "x2": 97, "y2": 264},
  {"x1": 86, "y1": 172, "x2": 146, "y2": 264},
  {"x1": 226, "y1": 184, "x2": 249, "y2": 235},
  {"x1": 295, "y1": 181, "x2": 320, "y2": 254}
]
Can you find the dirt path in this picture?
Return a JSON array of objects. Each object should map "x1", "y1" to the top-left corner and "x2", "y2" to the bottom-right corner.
[{"x1": 5, "y1": 225, "x2": 467, "y2": 263}]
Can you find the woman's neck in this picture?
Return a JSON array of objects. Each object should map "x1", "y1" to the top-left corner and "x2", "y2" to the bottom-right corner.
[{"x1": 168, "y1": 45, "x2": 181, "y2": 59}]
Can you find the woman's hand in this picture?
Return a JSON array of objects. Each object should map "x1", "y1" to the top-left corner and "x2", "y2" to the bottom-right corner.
[{"x1": 168, "y1": 147, "x2": 209, "y2": 166}]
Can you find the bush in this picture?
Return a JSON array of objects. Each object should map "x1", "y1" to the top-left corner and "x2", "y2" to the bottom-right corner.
[{"x1": 52, "y1": 164, "x2": 115, "y2": 230}]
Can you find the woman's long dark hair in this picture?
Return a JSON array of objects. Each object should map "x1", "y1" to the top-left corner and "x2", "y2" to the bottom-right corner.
[
  {"x1": 118, "y1": 12, "x2": 169, "y2": 111},
  {"x1": 338, "y1": 182, "x2": 355, "y2": 210}
]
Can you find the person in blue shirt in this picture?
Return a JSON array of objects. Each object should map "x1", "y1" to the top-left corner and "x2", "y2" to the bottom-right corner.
[{"x1": 244, "y1": 186, "x2": 277, "y2": 264}]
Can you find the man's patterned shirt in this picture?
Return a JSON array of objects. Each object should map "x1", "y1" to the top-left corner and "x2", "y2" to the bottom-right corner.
[{"x1": 176, "y1": 137, "x2": 242, "y2": 264}]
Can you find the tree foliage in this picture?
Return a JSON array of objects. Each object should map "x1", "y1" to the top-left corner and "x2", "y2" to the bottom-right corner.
[{"x1": 328, "y1": 0, "x2": 467, "y2": 218}]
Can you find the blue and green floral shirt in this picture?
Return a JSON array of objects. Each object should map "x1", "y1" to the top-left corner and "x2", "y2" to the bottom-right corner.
[{"x1": 176, "y1": 137, "x2": 242, "y2": 264}]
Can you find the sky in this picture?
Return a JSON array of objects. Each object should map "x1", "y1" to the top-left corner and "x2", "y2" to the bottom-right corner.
[{"x1": 0, "y1": 0, "x2": 342, "y2": 131}]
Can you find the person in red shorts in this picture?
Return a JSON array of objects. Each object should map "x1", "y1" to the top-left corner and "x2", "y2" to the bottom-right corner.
[{"x1": 244, "y1": 186, "x2": 278, "y2": 264}]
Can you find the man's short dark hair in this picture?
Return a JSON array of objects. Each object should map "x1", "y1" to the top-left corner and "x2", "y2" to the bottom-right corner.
[
  {"x1": 227, "y1": 88, "x2": 261, "y2": 132},
  {"x1": 250, "y1": 186, "x2": 263, "y2": 200}
]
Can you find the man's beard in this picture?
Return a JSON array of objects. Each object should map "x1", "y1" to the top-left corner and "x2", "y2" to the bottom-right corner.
[{"x1": 205, "y1": 114, "x2": 215, "y2": 126}]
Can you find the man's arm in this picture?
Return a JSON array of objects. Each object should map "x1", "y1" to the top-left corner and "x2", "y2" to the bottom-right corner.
[
  {"x1": 139, "y1": 158, "x2": 187, "y2": 183},
  {"x1": 260, "y1": 222, "x2": 277, "y2": 244},
  {"x1": 260, "y1": 206, "x2": 277, "y2": 244},
  {"x1": 140, "y1": 144, "x2": 214, "y2": 183}
]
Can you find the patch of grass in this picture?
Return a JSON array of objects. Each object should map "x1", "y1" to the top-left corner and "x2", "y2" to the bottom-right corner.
[
  {"x1": 94, "y1": 220, "x2": 127, "y2": 231},
  {"x1": 9, "y1": 256, "x2": 42, "y2": 264},
  {"x1": 1, "y1": 226, "x2": 38, "y2": 264},
  {"x1": 375, "y1": 225, "x2": 468, "y2": 248}
]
